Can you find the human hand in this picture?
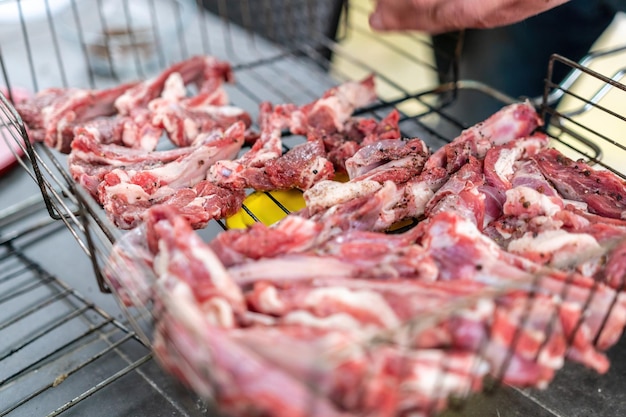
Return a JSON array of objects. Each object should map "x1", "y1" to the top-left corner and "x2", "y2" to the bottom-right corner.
[{"x1": 369, "y1": 0, "x2": 571, "y2": 33}]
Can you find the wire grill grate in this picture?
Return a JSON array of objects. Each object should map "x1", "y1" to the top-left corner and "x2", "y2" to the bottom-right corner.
[{"x1": 0, "y1": 208, "x2": 210, "y2": 417}]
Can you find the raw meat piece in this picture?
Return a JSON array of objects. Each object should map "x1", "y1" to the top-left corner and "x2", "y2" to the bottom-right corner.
[
  {"x1": 288, "y1": 75, "x2": 378, "y2": 136},
  {"x1": 424, "y1": 156, "x2": 487, "y2": 228},
  {"x1": 302, "y1": 137, "x2": 430, "y2": 221},
  {"x1": 15, "y1": 82, "x2": 137, "y2": 152},
  {"x1": 99, "y1": 122, "x2": 245, "y2": 228},
  {"x1": 423, "y1": 101, "x2": 542, "y2": 176},
  {"x1": 304, "y1": 180, "x2": 383, "y2": 214},
  {"x1": 114, "y1": 55, "x2": 233, "y2": 115},
  {"x1": 262, "y1": 76, "x2": 385, "y2": 172},
  {"x1": 142, "y1": 207, "x2": 492, "y2": 415},
  {"x1": 165, "y1": 180, "x2": 245, "y2": 230},
  {"x1": 104, "y1": 226, "x2": 155, "y2": 306},
  {"x1": 104, "y1": 179, "x2": 245, "y2": 230},
  {"x1": 69, "y1": 124, "x2": 212, "y2": 198},
  {"x1": 153, "y1": 316, "x2": 351, "y2": 417},
  {"x1": 76, "y1": 108, "x2": 163, "y2": 151},
  {"x1": 70, "y1": 126, "x2": 192, "y2": 166},
  {"x1": 145, "y1": 206, "x2": 351, "y2": 416},
  {"x1": 359, "y1": 109, "x2": 403, "y2": 145},
  {"x1": 149, "y1": 71, "x2": 252, "y2": 147},
  {"x1": 14, "y1": 87, "x2": 78, "y2": 142},
  {"x1": 209, "y1": 215, "x2": 327, "y2": 267},
  {"x1": 244, "y1": 278, "x2": 487, "y2": 330},
  {"x1": 230, "y1": 326, "x2": 489, "y2": 416},
  {"x1": 146, "y1": 205, "x2": 246, "y2": 325},
  {"x1": 209, "y1": 102, "x2": 335, "y2": 191},
  {"x1": 308, "y1": 181, "x2": 403, "y2": 232},
  {"x1": 229, "y1": 229, "x2": 436, "y2": 285},
  {"x1": 374, "y1": 102, "x2": 541, "y2": 228},
  {"x1": 210, "y1": 139, "x2": 334, "y2": 191},
  {"x1": 507, "y1": 229, "x2": 604, "y2": 269},
  {"x1": 208, "y1": 105, "x2": 284, "y2": 188},
  {"x1": 241, "y1": 278, "x2": 563, "y2": 391},
  {"x1": 483, "y1": 132, "x2": 550, "y2": 191},
  {"x1": 421, "y1": 211, "x2": 626, "y2": 373},
  {"x1": 345, "y1": 138, "x2": 430, "y2": 183},
  {"x1": 263, "y1": 139, "x2": 335, "y2": 190},
  {"x1": 324, "y1": 110, "x2": 403, "y2": 172},
  {"x1": 303, "y1": 102, "x2": 543, "y2": 233},
  {"x1": 533, "y1": 148, "x2": 626, "y2": 219}
]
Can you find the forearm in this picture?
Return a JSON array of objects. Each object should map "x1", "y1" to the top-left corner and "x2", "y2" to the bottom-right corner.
[{"x1": 369, "y1": 0, "x2": 571, "y2": 33}]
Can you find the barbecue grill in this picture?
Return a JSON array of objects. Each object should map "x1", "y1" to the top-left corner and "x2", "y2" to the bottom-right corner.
[{"x1": 1, "y1": 1, "x2": 626, "y2": 416}]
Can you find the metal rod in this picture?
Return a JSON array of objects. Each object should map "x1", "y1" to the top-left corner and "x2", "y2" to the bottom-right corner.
[
  {"x1": 45, "y1": 353, "x2": 153, "y2": 417},
  {"x1": 0, "y1": 305, "x2": 91, "y2": 362},
  {"x1": 0, "y1": 316, "x2": 115, "y2": 386},
  {"x1": 44, "y1": 0, "x2": 69, "y2": 88},
  {"x1": 0, "y1": 289, "x2": 72, "y2": 332},
  {"x1": 0, "y1": 334, "x2": 139, "y2": 417}
]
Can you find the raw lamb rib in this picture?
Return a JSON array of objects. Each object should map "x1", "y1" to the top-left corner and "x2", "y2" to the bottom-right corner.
[
  {"x1": 533, "y1": 148, "x2": 626, "y2": 219},
  {"x1": 302, "y1": 101, "x2": 543, "y2": 231},
  {"x1": 98, "y1": 122, "x2": 245, "y2": 229},
  {"x1": 69, "y1": 127, "x2": 200, "y2": 198},
  {"x1": 114, "y1": 55, "x2": 234, "y2": 115},
  {"x1": 15, "y1": 82, "x2": 137, "y2": 152},
  {"x1": 208, "y1": 102, "x2": 335, "y2": 191},
  {"x1": 206, "y1": 74, "x2": 384, "y2": 192},
  {"x1": 148, "y1": 68, "x2": 252, "y2": 147}
]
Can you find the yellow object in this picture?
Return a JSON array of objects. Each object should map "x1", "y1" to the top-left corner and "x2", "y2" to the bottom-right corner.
[
  {"x1": 226, "y1": 173, "x2": 351, "y2": 230},
  {"x1": 225, "y1": 189, "x2": 307, "y2": 229}
]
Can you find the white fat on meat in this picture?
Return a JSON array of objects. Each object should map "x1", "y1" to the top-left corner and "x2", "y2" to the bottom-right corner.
[
  {"x1": 504, "y1": 186, "x2": 562, "y2": 217},
  {"x1": 304, "y1": 287, "x2": 401, "y2": 329},
  {"x1": 310, "y1": 80, "x2": 376, "y2": 132},
  {"x1": 154, "y1": 240, "x2": 170, "y2": 277},
  {"x1": 103, "y1": 182, "x2": 151, "y2": 203},
  {"x1": 183, "y1": 118, "x2": 199, "y2": 141},
  {"x1": 202, "y1": 297, "x2": 236, "y2": 328},
  {"x1": 508, "y1": 229, "x2": 603, "y2": 268},
  {"x1": 230, "y1": 256, "x2": 358, "y2": 285},
  {"x1": 304, "y1": 180, "x2": 382, "y2": 212},
  {"x1": 494, "y1": 148, "x2": 521, "y2": 181},
  {"x1": 160, "y1": 278, "x2": 229, "y2": 330},
  {"x1": 300, "y1": 157, "x2": 333, "y2": 189},
  {"x1": 189, "y1": 244, "x2": 244, "y2": 306},
  {"x1": 407, "y1": 181, "x2": 436, "y2": 217},
  {"x1": 283, "y1": 310, "x2": 369, "y2": 331},
  {"x1": 161, "y1": 72, "x2": 187, "y2": 101},
  {"x1": 200, "y1": 105, "x2": 247, "y2": 118},
  {"x1": 400, "y1": 350, "x2": 489, "y2": 396},
  {"x1": 255, "y1": 285, "x2": 286, "y2": 315}
]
